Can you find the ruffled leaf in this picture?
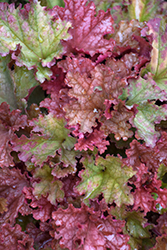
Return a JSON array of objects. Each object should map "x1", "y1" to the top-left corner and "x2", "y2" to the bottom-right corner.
[
  {"x1": 0, "y1": 102, "x2": 27, "y2": 167},
  {"x1": 0, "y1": 167, "x2": 30, "y2": 225},
  {"x1": 0, "y1": 223, "x2": 34, "y2": 250},
  {"x1": 62, "y1": 57, "x2": 125, "y2": 133},
  {"x1": 12, "y1": 113, "x2": 76, "y2": 166},
  {"x1": 101, "y1": 101, "x2": 134, "y2": 141},
  {"x1": 0, "y1": 1, "x2": 71, "y2": 82},
  {"x1": 74, "y1": 129, "x2": 109, "y2": 154},
  {"x1": 33, "y1": 164, "x2": 64, "y2": 205},
  {"x1": 54, "y1": 0, "x2": 115, "y2": 56},
  {"x1": 52, "y1": 204, "x2": 130, "y2": 250},
  {"x1": 76, "y1": 155, "x2": 135, "y2": 206},
  {"x1": 23, "y1": 187, "x2": 55, "y2": 222}
]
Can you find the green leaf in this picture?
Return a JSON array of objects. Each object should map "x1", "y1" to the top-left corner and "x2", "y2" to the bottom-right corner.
[
  {"x1": 76, "y1": 155, "x2": 135, "y2": 206},
  {"x1": 146, "y1": 19, "x2": 167, "y2": 88},
  {"x1": 13, "y1": 113, "x2": 76, "y2": 166},
  {"x1": 157, "y1": 164, "x2": 167, "y2": 180},
  {"x1": 40, "y1": 0, "x2": 65, "y2": 8},
  {"x1": 33, "y1": 164, "x2": 64, "y2": 204},
  {"x1": 133, "y1": 102, "x2": 167, "y2": 147},
  {"x1": 0, "y1": 55, "x2": 17, "y2": 109},
  {"x1": 0, "y1": 55, "x2": 40, "y2": 109},
  {"x1": 0, "y1": 1, "x2": 71, "y2": 82},
  {"x1": 128, "y1": 0, "x2": 159, "y2": 22},
  {"x1": 126, "y1": 76, "x2": 167, "y2": 107},
  {"x1": 11, "y1": 65, "x2": 40, "y2": 109}
]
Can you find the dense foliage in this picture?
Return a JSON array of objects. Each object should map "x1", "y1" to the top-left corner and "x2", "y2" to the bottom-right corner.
[{"x1": 0, "y1": 0, "x2": 167, "y2": 249}]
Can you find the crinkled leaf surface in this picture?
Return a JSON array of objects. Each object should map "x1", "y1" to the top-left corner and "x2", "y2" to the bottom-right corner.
[
  {"x1": 101, "y1": 101, "x2": 134, "y2": 141},
  {"x1": 0, "y1": 167, "x2": 30, "y2": 225},
  {"x1": 0, "y1": 1, "x2": 71, "y2": 82},
  {"x1": 12, "y1": 113, "x2": 76, "y2": 166},
  {"x1": 0, "y1": 102, "x2": 27, "y2": 167},
  {"x1": 23, "y1": 187, "x2": 55, "y2": 222},
  {"x1": 133, "y1": 102, "x2": 167, "y2": 147},
  {"x1": 76, "y1": 155, "x2": 135, "y2": 206},
  {"x1": 63, "y1": 58, "x2": 125, "y2": 133},
  {"x1": 52, "y1": 204, "x2": 130, "y2": 250},
  {"x1": 55, "y1": 0, "x2": 115, "y2": 56},
  {"x1": 33, "y1": 164, "x2": 64, "y2": 205},
  {"x1": 0, "y1": 223, "x2": 34, "y2": 250}
]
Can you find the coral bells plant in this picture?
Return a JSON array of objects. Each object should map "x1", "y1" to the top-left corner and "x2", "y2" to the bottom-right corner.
[{"x1": 1, "y1": 0, "x2": 167, "y2": 249}]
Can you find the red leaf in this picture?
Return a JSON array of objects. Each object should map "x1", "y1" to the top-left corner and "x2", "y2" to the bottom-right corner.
[
  {"x1": 60, "y1": 57, "x2": 125, "y2": 133},
  {"x1": 52, "y1": 204, "x2": 130, "y2": 250},
  {"x1": 101, "y1": 101, "x2": 134, "y2": 141},
  {"x1": 0, "y1": 167, "x2": 30, "y2": 225},
  {"x1": 23, "y1": 187, "x2": 55, "y2": 223},
  {"x1": 0, "y1": 223, "x2": 34, "y2": 250},
  {"x1": 124, "y1": 139, "x2": 160, "y2": 173},
  {"x1": 0, "y1": 102, "x2": 27, "y2": 167},
  {"x1": 26, "y1": 222, "x2": 52, "y2": 250},
  {"x1": 132, "y1": 187, "x2": 156, "y2": 215},
  {"x1": 74, "y1": 128, "x2": 109, "y2": 154},
  {"x1": 54, "y1": 0, "x2": 115, "y2": 56}
]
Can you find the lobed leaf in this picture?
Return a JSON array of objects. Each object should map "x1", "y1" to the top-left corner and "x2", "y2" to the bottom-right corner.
[
  {"x1": 0, "y1": 1, "x2": 71, "y2": 82},
  {"x1": 0, "y1": 223, "x2": 34, "y2": 250},
  {"x1": 12, "y1": 113, "x2": 76, "y2": 166},
  {"x1": 33, "y1": 164, "x2": 64, "y2": 205},
  {"x1": 54, "y1": 0, "x2": 115, "y2": 56},
  {"x1": 63, "y1": 57, "x2": 125, "y2": 133},
  {"x1": 52, "y1": 204, "x2": 130, "y2": 250},
  {"x1": 76, "y1": 155, "x2": 135, "y2": 206},
  {"x1": 0, "y1": 167, "x2": 31, "y2": 225},
  {"x1": 0, "y1": 102, "x2": 27, "y2": 167}
]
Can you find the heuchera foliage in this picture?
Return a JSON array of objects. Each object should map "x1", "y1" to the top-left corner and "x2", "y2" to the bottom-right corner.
[{"x1": 0, "y1": 0, "x2": 167, "y2": 249}]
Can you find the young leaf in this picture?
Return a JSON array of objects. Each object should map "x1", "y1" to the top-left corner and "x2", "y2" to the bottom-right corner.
[
  {"x1": 12, "y1": 113, "x2": 76, "y2": 166},
  {"x1": 0, "y1": 1, "x2": 71, "y2": 82},
  {"x1": 76, "y1": 155, "x2": 136, "y2": 206},
  {"x1": 55, "y1": 0, "x2": 115, "y2": 56}
]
